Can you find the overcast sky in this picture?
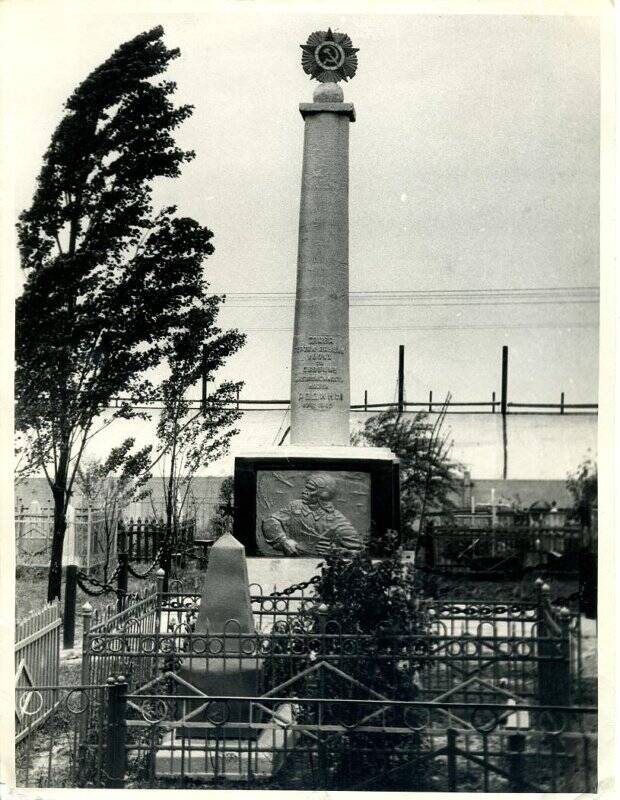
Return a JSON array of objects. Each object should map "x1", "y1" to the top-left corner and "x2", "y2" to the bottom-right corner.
[{"x1": 4, "y1": 6, "x2": 601, "y2": 465}]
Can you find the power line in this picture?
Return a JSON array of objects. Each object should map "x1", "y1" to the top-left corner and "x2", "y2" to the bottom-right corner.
[
  {"x1": 224, "y1": 300, "x2": 597, "y2": 308},
  {"x1": 234, "y1": 322, "x2": 598, "y2": 332},
  {"x1": 220, "y1": 285, "x2": 598, "y2": 296},
  {"x1": 217, "y1": 286, "x2": 599, "y2": 308}
]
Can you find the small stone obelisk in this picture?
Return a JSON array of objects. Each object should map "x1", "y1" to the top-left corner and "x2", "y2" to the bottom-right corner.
[
  {"x1": 290, "y1": 33, "x2": 358, "y2": 447},
  {"x1": 179, "y1": 532, "x2": 261, "y2": 739}
]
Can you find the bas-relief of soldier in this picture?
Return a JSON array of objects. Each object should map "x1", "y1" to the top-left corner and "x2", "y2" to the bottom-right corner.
[{"x1": 260, "y1": 472, "x2": 363, "y2": 556}]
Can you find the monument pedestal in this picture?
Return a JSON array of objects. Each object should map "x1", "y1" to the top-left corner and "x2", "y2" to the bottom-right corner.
[
  {"x1": 233, "y1": 445, "x2": 400, "y2": 558},
  {"x1": 154, "y1": 703, "x2": 298, "y2": 781}
]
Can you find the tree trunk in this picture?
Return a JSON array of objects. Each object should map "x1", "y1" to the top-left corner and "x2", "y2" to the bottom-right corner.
[
  {"x1": 48, "y1": 483, "x2": 68, "y2": 602},
  {"x1": 47, "y1": 445, "x2": 70, "y2": 602}
]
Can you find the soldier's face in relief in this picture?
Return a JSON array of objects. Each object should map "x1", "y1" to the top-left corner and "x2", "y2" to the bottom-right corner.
[{"x1": 301, "y1": 479, "x2": 320, "y2": 505}]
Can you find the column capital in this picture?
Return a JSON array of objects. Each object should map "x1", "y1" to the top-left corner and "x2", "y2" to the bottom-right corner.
[{"x1": 299, "y1": 102, "x2": 356, "y2": 122}]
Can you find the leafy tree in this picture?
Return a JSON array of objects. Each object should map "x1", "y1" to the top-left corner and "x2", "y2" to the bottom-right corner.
[
  {"x1": 264, "y1": 538, "x2": 432, "y2": 790},
  {"x1": 352, "y1": 408, "x2": 462, "y2": 544},
  {"x1": 209, "y1": 475, "x2": 235, "y2": 540},
  {"x1": 566, "y1": 455, "x2": 597, "y2": 528},
  {"x1": 152, "y1": 339, "x2": 244, "y2": 565},
  {"x1": 15, "y1": 26, "x2": 242, "y2": 600},
  {"x1": 76, "y1": 439, "x2": 151, "y2": 580}
]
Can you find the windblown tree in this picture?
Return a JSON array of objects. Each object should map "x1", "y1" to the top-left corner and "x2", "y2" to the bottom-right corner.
[
  {"x1": 16, "y1": 26, "x2": 244, "y2": 600},
  {"x1": 152, "y1": 330, "x2": 244, "y2": 557},
  {"x1": 353, "y1": 408, "x2": 462, "y2": 542}
]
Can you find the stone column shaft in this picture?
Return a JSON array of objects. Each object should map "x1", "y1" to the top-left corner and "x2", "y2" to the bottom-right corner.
[{"x1": 290, "y1": 99, "x2": 355, "y2": 446}]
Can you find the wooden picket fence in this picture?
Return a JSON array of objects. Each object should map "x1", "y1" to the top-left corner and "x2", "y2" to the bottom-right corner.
[
  {"x1": 15, "y1": 601, "x2": 62, "y2": 742},
  {"x1": 15, "y1": 506, "x2": 111, "y2": 571},
  {"x1": 119, "y1": 516, "x2": 196, "y2": 563}
]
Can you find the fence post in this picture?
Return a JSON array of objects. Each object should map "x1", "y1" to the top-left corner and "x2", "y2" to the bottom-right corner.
[
  {"x1": 63, "y1": 564, "x2": 78, "y2": 650},
  {"x1": 535, "y1": 578, "x2": 548, "y2": 705},
  {"x1": 86, "y1": 506, "x2": 92, "y2": 573},
  {"x1": 136, "y1": 518, "x2": 142, "y2": 561},
  {"x1": 557, "y1": 606, "x2": 572, "y2": 705},
  {"x1": 506, "y1": 731, "x2": 526, "y2": 791},
  {"x1": 105, "y1": 675, "x2": 128, "y2": 788},
  {"x1": 317, "y1": 603, "x2": 329, "y2": 788},
  {"x1": 116, "y1": 523, "x2": 128, "y2": 614},
  {"x1": 79, "y1": 603, "x2": 93, "y2": 741},
  {"x1": 80, "y1": 602, "x2": 93, "y2": 682},
  {"x1": 447, "y1": 728, "x2": 457, "y2": 791},
  {"x1": 536, "y1": 581, "x2": 560, "y2": 706},
  {"x1": 160, "y1": 522, "x2": 172, "y2": 593},
  {"x1": 155, "y1": 568, "x2": 166, "y2": 634}
]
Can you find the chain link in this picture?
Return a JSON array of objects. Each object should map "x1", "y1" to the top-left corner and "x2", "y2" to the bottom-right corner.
[
  {"x1": 126, "y1": 545, "x2": 165, "y2": 579},
  {"x1": 269, "y1": 574, "x2": 322, "y2": 597},
  {"x1": 268, "y1": 556, "x2": 364, "y2": 597},
  {"x1": 76, "y1": 570, "x2": 122, "y2": 597}
]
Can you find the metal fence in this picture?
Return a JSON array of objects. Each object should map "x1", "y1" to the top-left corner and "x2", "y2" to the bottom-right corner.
[
  {"x1": 124, "y1": 498, "x2": 221, "y2": 539},
  {"x1": 119, "y1": 518, "x2": 196, "y2": 563},
  {"x1": 439, "y1": 509, "x2": 576, "y2": 529},
  {"x1": 15, "y1": 682, "x2": 596, "y2": 790},
  {"x1": 418, "y1": 525, "x2": 587, "y2": 577},
  {"x1": 80, "y1": 578, "x2": 582, "y2": 709},
  {"x1": 15, "y1": 578, "x2": 594, "y2": 790},
  {"x1": 15, "y1": 506, "x2": 110, "y2": 571},
  {"x1": 15, "y1": 602, "x2": 61, "y2": 742}
]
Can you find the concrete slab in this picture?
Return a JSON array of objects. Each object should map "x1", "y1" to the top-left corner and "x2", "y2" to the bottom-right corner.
[{"x1": 154, "y1": 703, "x2": 297, "y2": 781}]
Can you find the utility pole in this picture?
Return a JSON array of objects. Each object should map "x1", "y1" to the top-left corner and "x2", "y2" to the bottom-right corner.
[
  {"x1": 398, "y1": 345, "x2": 404, "y2": 413},
  {"x1": 501, "y1": 345, "x2": 509, "y2": 416},
  {"x1": 501, "y1": 345, "x2": 509, "y2": 479}
]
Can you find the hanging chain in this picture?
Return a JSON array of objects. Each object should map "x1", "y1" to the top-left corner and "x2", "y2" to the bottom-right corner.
[
  {"x1": 76, "y1": 570, "x2": 123, "y2": 597},
  {"x1": 125, "y1": 545, "x2": 166, "y2": 579},
  {"x1": 268, "y1": 574, "x2": 322, "y2": 597}
]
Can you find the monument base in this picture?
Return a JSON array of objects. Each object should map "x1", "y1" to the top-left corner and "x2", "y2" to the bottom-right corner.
[
  {"x1": 233, "y1": 445, "x2": 400, "y2": 556},
  {"x1": 178, "y1": 657, "x2": 264, "y2": 740},
  {"x1": 154, "y1": 703, "x2": 297, "y2": 781}
]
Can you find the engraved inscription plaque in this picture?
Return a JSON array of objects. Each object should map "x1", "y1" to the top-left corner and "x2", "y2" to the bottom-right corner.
[
  {"x1": 256, "y1": 470, "x2": 371, "y2": 556},
  {"x1": 292, "y1": 334, "x2": 346, "y2": 411}
]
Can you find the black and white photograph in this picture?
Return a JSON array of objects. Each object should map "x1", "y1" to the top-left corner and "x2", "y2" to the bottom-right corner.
[{"x1": 1, "y1": 0, "x2": 612, "y2": 793}]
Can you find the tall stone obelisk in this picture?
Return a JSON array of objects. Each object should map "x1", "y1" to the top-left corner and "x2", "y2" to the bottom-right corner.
[
  {"x1": 290, "y1": 81, "x2": 354, "y2": 446},
  {"x1": 290, "y1": 30, "x2": 358, "y2": 446},
  {"x1": 233, "y1": 30, "x2": 399, "y2": 565}
]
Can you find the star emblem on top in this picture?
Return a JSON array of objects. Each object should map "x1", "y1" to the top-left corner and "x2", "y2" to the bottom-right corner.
[{"x1": 300, "y1": 29, "x2": 359, "y2": 83}]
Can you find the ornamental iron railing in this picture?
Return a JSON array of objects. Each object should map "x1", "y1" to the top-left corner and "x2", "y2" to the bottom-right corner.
[
  {"x1": 81, "y1": 578, "x2": 582, "y2": 709},
  {"x1": 15, "y1": 682, "x2": 596, "y2": 791}
]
